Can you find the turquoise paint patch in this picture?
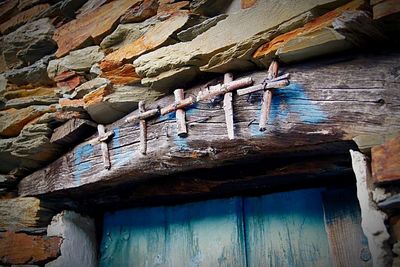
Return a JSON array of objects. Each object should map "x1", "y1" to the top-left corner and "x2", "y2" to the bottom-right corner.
[
  {"x1": 111, "y1": 128, "x2": 124, "y2": 166},
  {"x1": 174, "y1": 135, "x2": 190, "y2": 150},
  {"x1": 274, "y1": 83, "x2": 327, "y2": 124},
  {"x1": 73, "y1": 144, "x2": 93, "y2": 186}
]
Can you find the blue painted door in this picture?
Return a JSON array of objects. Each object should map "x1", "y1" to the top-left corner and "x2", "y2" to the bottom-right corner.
[{"x1": 100, "y1": 187, "x2": 371, "y2": 267}]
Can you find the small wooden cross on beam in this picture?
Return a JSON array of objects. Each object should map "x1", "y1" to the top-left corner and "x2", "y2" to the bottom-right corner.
[
  {"x1": 223, "y1": 73, "x2": 234, "y2": 139},
  {"x1": 237, "y1": 60, "x2": 290, "y2": 131},
  {"x1": 89, "y1": 124, "x2": 114, "y2": 169}
]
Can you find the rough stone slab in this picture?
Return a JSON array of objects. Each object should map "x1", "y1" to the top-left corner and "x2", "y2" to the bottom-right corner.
[
  {"x1": 371, "y1": 134, "x2": 400, "y2": 184},
  {"x1": 71, "y1": 77, "x2": 110, "y2": 99},
  {"x1": 33, "y1": 0, "x2": 87, "y2": 23},
  {"x1": 0, "y1": 197, "x2": 56, "y2": 229},
  {"x1": 4, "y1": 55, "x2": 54, "y2": 87},
  {"x1": 59, "y1": 98, "x2": 85, "y2": 112},
  {"x1": 141, "y1": 66, "x2": 197, "y2": 90},
  {"x1": 18, "y1": 0, "x2": 46, "y2": 11},
  {"x1": 100, "y1": 64, "x2": 141, "y2": 85},
  {"x1": 0, "y1": 231, "x2": 61, "y2": 265},
  {"x1": 0, "y1": 0, "x2": 18, "y2": 24},
  {"x1": 242, "y1": 0, "x2": 258, "y2": 9},
  {"x1": 47, "y1": 46, "x2": 104, "y2": 80},
  {"x1": 372, "y1": 0, "x2": 400, "y2": 20},
  {"x1": 120, "y1": 0, "x2": 158, "y2": 23},
  {"x1": 189, "y1": 0, "x2": 231, "y2": 17},
  {"x1": 0, "y1": 18, "x2": 56, "y2": 72},
  {"x1": 134, "y1": 0, "x2": 349, "y2": 86},
  {"x1": 102, "y1": 12, "x2": 189, "y2": 66},
  {"x1": 50, "y1": 118, "x2": 97, "y2": 145},
  {"x1": 0, "y1": 3, "x2": 49, "y2": 34},
  {"x1": 277, "y1": 27, "x2": 352, "y2": 63},
  {"x1": 46, "y1": 211, "x2": 97, "y2": 267},
  {"x1": 0, "y1": 106, "x2": 55, "y2": 137},
  {"x1": 253, "y1": 0, "x2": 365, "y2": 64},
  {"x1": 84, "y1": 84, "x2": 164, "y2": 124},
  {"x1": 100, "y1": 17, "x2": 158, "y2": 53},
  {"x1": 76, "y1": 0, "x2": 111, "y2": 18},
  {"x1": 350, "y1": 150, "x2": 393, "y2": 267},
  {"x1": 5, "y1": 95, "x2": 59, "y2": 109},
  {"x1": 53, "y1": 0, "x2": 141, "y2": 58},
  {"x1": 177, "y1": 14, "x2": 228, "y2": 42}
]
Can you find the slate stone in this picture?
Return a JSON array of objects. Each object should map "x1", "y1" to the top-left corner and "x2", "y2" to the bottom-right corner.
[
  {"x1": 100, "y1": 17, "x2": 158, "y2": 53},
  {"x1": 84, "y1": 84, "x2": 164, "y2": 123},
  {"x1": 53, "y1": 0, "x2": 142, "y2": 57},
  {"x1": 34, "y1": 0, "x2": 87, "y2": 21},
  {"x1": 120, "y1": 0, "x2": 159, "y2": 23},
  {"x1": 71, "y1": 77, "x2": 111, "y2": 99},
  {"x1": 134, "y1": 0, "x2": 350, "y2": 88},
  {"x1": 0, "y1": 18, "x2": 57, "y2": 72},
  {"x1": 76, "y1": 0, "x2": 110, "y2": 18},
  {"x1": 4, "y1": 55, "x2": 54, "y2": 86},
  {"x1": 47, "y1": 46, "x2": 105, "y2": 79},
  {"x1": 3, "y1": 87, "x2": 58, "y2": 109},
  {"x1": 177, "y1": 14, "x2": 228, "y2": 42},
  {"x1": 189, "y1": 0, "x2": 231, "y2": 17},
  {"x1": 0, "y1": 106, "x2": 56, "y2": 137},
  {"x1": 0, "y1": 4, "x2": 50, "y2": 35}
]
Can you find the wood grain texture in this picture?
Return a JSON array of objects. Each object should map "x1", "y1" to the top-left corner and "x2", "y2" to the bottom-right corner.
[
  {"x1": 50, "y1": 118, "x2": 97, "y2": 145},
  {"x1": 174, "y1": 89, "x2": 188, "y2": 137},
  {"x1": 223, "y1": 73, "x2": 234, "y2": 139},
  {"x1": 244, "y1": 188, "x2": 332, "y2": 267},
  {"x1": 99, "y1": 198, "x2": 246, "y2": 267},
  {"x1": 322, "y1": 187, "x2": 372, "y2": 267},
  {"x1": 18, "y1": 53, "x2": 400, "y2": 197}
]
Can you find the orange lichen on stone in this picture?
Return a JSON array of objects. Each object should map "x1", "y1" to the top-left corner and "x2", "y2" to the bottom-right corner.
[
  {"x1": 59, "y1": 98, "x2": 85, "y2": 109},
  {"x1": 83, "y1": 84, "x2": 113, "y2": 106},
  {"x1": 4, "y1": 87, "x2": 57, "y2": 100},
  {"x1": 0, "y1": 231, "x2": 61, "y2": 265},
  {"x1": 56, "y1": 76, "x2": 84, "y2": 92},
  {"x1": 371, "y1": 134, "x2": 400, "y2": 184},
  {"x1": 103, "y1": 12, "x2": 189, "y2": 63},
  {"x1": 253, "y1": 0, "x2": 365, "y2": 60},
  {"x1": 0, "y1": 106, "x2": 55, "y2": 137},
  {"x1": 0, "y1": 3, "x2": 50, "y2": 34},
  {"x1": 101, "y1": 64, "x2": 141, "y2": 85},
  {"x1": 241, "y1": 0, "x2": 258, "y2": 9},
  {"x1": 53, "y1": 0, "x2": 141, "y2": 58},
  {"x1": 157, "y1": 0, "x2": 189, "y2": 16}
]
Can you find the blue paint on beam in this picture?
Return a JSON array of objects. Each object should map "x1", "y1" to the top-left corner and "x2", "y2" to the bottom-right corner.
[
  {"x1": 111, "y1": 128, "x2": 125, "y2": 166},
  {"x1": 73, "y1": 144, "x2": 94, "y2": 186}
]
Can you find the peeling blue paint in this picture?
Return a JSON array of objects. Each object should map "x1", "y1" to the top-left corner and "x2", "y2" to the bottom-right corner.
[
  {"x1": 274, "y1": 83, "x2": 328, "y2": 124},
  {"x1": 111, "y1": 127, "x2": 132, "y2": 167},
  {"x1": 174, "y1": 135, "x2": 190, "y2": 151},
  {"x1": 250, "y1": 83, "x2": 327, "y2": 137},
  {"x1": 73, "y1": 144, "x2": 93, "y2": 186}
]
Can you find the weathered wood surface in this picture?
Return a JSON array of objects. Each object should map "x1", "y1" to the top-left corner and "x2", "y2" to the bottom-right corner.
[
  {"x1": 19, "y1": 53, "x2": 400, "y2": 196},
  {"x1": 100, "y1": 198, "x2": 246, "y2": 267},
  {"x1": 244, "y1": 188, "x2": 332, "y2": 266},
  {"x1": 322, "y1": 188, "x2": 372, "y2": 267},
  {"x1": 50, "y1": 118, "x2": 97, "y2": 145}
]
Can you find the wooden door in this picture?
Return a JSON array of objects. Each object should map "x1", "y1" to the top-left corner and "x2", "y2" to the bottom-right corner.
[{"x1": 99, "y1": 187, "x2": 371, "y2": 267}]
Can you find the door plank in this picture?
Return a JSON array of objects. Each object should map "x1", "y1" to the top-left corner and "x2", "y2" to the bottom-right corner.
[
  {"x1": 322, "y1": 187, "x2": 372, "y2": 267},
  {"x1": 244, "y1": 188, "x2": 332, "y2": 267},
  {"x1": 100, "y1": 198, "x2": 246, "y2": 267}
]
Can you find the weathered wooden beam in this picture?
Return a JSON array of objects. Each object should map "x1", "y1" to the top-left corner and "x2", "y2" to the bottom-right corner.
[
  {"x1": 50, "y1": 118, "x2": 97, "y2": 145},
  {"x1": 18, "y1": 53, "x2": 400, "y2": 197}
]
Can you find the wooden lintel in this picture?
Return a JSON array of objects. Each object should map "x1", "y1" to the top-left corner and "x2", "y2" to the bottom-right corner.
[{"x1": 18, "y1": 53, "x2": 400, "y2": 197}]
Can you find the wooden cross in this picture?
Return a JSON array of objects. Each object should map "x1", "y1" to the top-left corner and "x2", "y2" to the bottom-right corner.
[
  {"x1": 138, "y1": 101, "x2": 147, "y2": 155},
  {"x1": 223, "y1": 73, "x2": 234, "y2": 139},
  {"x1": 89, "y1": 124, "x2": 114, "y2": 169},
  {"x1": 174, "y1": 89, "x2": 188, "y2": 137},
  {"x1": 237, "y1": 60, "x2": 290, "y2": 131}
]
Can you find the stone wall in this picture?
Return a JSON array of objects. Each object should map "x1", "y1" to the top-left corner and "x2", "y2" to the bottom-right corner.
[{"x1": 0, "y1": 0, "x2": 399, "y2": 265}]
